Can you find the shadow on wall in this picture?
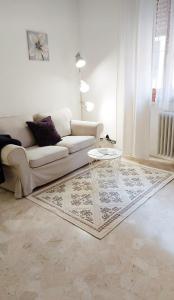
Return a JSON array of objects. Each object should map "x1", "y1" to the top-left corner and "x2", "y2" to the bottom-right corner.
[{"x1": 81, "y1": 51, "x2": 117, "y2": 140}]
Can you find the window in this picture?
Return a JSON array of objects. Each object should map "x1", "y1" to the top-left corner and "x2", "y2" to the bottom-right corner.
[{"x1": 152, "y1": 0, "x2": 172, "y2": 106}]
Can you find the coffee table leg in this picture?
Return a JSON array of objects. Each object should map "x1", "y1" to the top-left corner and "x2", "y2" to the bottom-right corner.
[
  {"x1": 112, "y1": 157, "x2": 121, "y2": 184},
  {"x1": 88, "y1": 158, "x2": 96, "y2": 182},
  {"x1": 88, "y1": 158, "x2": 99, "y2": 193}
]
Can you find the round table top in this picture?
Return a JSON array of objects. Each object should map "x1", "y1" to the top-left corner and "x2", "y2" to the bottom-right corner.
[{"x1": 88, "y1": 148, "x2": 122, "y2": 160}]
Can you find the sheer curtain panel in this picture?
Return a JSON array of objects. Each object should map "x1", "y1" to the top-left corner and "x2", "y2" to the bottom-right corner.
[{"x1": 152, "y1": 0, "x2": 174, "y2": 111}]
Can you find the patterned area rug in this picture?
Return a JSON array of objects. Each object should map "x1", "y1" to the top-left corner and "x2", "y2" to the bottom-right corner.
[{"x1": 27, "y1": 161, "x2": 174, "y2": 239}]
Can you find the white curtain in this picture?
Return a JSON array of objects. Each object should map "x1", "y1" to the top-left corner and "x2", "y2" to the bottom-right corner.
[
  {"x1": 152, "y1": 0, "x2": 174, "y2": 111},
  {"x1": 116, "y1": 0, "x2": 154, "y2": 159}
]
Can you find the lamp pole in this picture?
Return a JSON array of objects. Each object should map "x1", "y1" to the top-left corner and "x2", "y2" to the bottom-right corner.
[
  {"x1": 75, "y1": 52, "x2": 94, "y2": 119},
  {"x1": 79, "y1": 68, "x2": 84, "y2": 120}
]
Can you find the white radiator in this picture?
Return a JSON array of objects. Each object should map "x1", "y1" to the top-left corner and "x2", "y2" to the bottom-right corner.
[{"x1": 158, "y1": 112, "x2": 174, "y2": 158}]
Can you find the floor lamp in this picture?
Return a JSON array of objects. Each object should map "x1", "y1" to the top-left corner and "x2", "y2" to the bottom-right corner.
[{"x1": 75, "y1": 52, "x2": 94, "y2": 120}]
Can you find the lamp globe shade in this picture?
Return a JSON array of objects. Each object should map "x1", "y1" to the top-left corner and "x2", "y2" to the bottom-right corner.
[
  {"x1": 85, "y1": 101, "x2": 95, "y2": 112},
  {"x1": 80, "y1": 80, "x2": 90, "y2": 93},
  {"x1": 75, "y1": 52, "x2": 86, "y2": 69}
]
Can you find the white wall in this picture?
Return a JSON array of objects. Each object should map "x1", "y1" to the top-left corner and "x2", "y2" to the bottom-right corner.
[
  {"x1": 78, "y1": 0, "x2": 118, "y2": 140},
  {"x1": 0, "y1": 0, "x2": 80, "y2": 118},
  {"x1": 0, "y1": 0, "x2": 155, "y2": 158}
]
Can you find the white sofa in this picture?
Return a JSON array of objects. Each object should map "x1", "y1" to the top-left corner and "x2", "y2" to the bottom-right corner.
[{"x1": 0, "y1": 108, "x2": 103, "y2": 198}]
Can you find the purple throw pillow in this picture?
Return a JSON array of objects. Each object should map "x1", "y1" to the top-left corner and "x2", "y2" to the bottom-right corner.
[{"x1": 26, "y1": 116, "x2": 61, "y2": 147}]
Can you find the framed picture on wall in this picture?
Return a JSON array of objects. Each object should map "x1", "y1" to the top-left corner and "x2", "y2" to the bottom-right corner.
[{"x1": 27, "y1": 30, "x2": 49, "y2": 61}]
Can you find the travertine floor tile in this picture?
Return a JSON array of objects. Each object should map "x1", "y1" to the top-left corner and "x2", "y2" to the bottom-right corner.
[{"x1": 0, "y1": 173, "x2": 174, "y2": 300}]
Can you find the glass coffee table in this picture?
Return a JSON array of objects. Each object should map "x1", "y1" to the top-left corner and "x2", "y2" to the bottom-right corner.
[{"x1": 88, "y1": 148, "x2": 122, "y2": 187}]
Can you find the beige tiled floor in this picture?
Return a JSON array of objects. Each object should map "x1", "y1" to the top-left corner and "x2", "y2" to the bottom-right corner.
[{"x1": 1, "y1": 161, "x2": 174, "y2": 300}]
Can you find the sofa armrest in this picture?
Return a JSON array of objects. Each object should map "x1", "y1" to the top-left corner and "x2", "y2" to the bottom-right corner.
[
  {"x1": 1, "y1": 144, "x2": 29, "y2": 167},
  {"x1": 71, "y1": 120, "x2": 103, "y2": 140},
  {"x1": 1, "y1": 145, "x2": 33, "y2": 198}
]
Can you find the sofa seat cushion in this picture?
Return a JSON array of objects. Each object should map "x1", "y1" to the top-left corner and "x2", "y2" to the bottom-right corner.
[
  {"x1": 26, "y1": 145, "x2": 68, "y2": 168},
  {"x1": 58, "y1": 136, "x2": 96, "y2": 154}
]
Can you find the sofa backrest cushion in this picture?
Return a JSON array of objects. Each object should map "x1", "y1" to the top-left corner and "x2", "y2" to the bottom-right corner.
[
  {"x1": 33, "y1": 107, "x2": 72, "y2": 137},
  {"x1": 0, "y1": 115, "x2": 35, "y2": 148}
]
